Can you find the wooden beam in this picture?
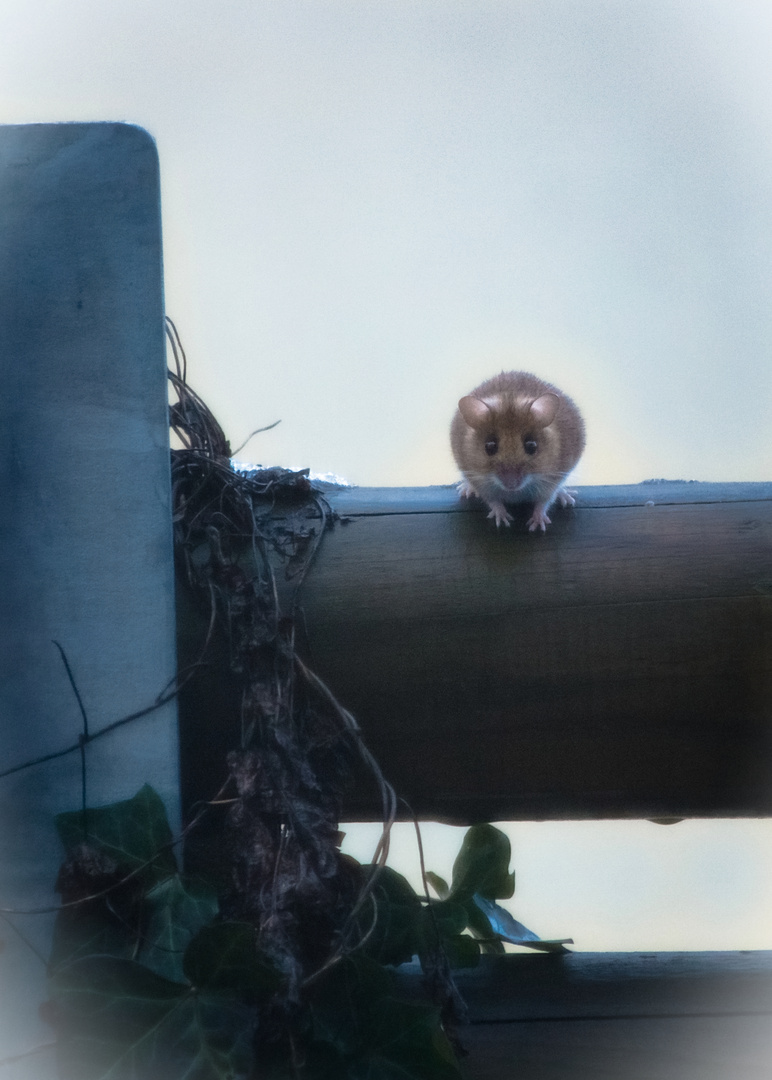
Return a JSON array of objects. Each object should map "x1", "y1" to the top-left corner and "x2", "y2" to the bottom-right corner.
[
  {"x1": 394, "y1": 951, "x2": 772, "y2": 1080},
  {"x1": 294, "y1": 482, "x2": 772, "y2": 821},
  {"x1": 394, "y1": 949, "x2": 772, "y2": 1021},
  {"x1": 1, "y1": 122, "x2": 177, "y2": 1074}
]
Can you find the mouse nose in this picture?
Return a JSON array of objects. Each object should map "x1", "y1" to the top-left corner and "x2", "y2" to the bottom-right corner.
[{"x1": 495, "y1": 465, "x2": 525, "y2": 490}]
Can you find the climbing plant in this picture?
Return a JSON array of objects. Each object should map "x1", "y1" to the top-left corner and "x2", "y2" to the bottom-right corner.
[{"x1": 6, "y1": 321, "x2": 569, "y2": 1079}]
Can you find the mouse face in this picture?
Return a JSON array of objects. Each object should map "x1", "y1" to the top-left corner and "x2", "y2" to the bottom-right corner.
[
  {"x1": 450, "y1": 371, "x2": 586, "y2": 528},
  {"x1": 453, "y1": 387, "x2": 562, "y2": 496}
]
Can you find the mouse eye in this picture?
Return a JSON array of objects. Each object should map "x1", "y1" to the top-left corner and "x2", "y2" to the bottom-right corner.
[
  {"x1": 523, "y1": 437, "x2": 538, "y2": 455},
  {"x1": 484, "y1": 435, "x2": 499, "y2": 456}
]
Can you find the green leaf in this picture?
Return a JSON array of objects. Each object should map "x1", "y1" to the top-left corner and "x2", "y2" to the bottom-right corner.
[
  {"x1": 447, "y1": 824, "x2": 514, "y2": 902},
  {"x1": 465, "y1": 901, "x2": 505, "y2": 955},
  {"x1": 49, "y1": 899, "x2": 138, "y2": 974},
  {"x1": 416, "y1": 899, "x2": 471, "y2": 966},
  {"x1": 50, "y1": 955, "x2": 253, "y2": 1080},
  {"x1": 511, "y1": 939, "x2": 573, "y2": 953},
  {"x1": 308, "y1": 955, "x2": 394, "y2": 1055},
  {"x1": 307, "y1": 959, "x2": 463, "y2": 1079},
  {"x1": 50, "y1": 862, "x2": 219, "y2": 984},
  {"x1": 361, "y1": 867, "x2": 423, "y2": 968},
  {"x1": 352, "y1": 996, "x2": 464, "y2": 1079},
  {"x1": 472, "y1": 894, "x2": 572, "y2": 953},
  {"x1": 366, "y1": 866, "x2": 422, "y2": 907},
  {"x1": 361, "y1": 866, "x2": 477, "y2": 971},
  {"x1": 56, "y1": 785, "x2": 177, "y2": 888},
  {"x1": 255, "y1": 1038, "x2": 346, "y2": 1079},
  {"x1": 440, "y1": 934, "x2": 481, "y2": 969},
  {"x1": 422, "y1": 900, "x2": 467, "y2": 941},
  {"x1": 424, "y1": 872, "x2": 449, "y2": 900},
  {"x1": 139, "y1": 876, "x2": 219, "y2": 984},
  {"x1": 184, "y1": 922, "x2": 281, "y2": 1003}
]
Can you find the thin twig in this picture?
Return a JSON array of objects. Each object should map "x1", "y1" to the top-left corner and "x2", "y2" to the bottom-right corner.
[
  {"x1": 231, "y1": 420, "x2": 282, "y2": 457},
  {"x1": 52, "y1": 642, "x2": 90, "y2": 829},
  {"x1": 0, "y1": 911, "x2": 50, "y2": 965},
  {"x1": 0, "y1": 776, "x2": 233, "y2": 917},
  {"x1": 0, "y1": 1042, "x2": 57, "y2": 1070},
  {"x1": 0, "y1": 687, "x2": 179, "y2": 783}
]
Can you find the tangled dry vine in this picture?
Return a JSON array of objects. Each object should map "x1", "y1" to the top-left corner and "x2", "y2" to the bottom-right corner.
[{"x1": 166, "y1": 318, "x2": 464, "y2": 1061}]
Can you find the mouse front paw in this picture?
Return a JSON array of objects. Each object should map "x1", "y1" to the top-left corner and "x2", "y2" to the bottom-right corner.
[
  {"x1": 556, "y1": 488, "x2": 577, "y2": 508},
  {"x1": 527, "y1": 508, "x2": 552, "y2": 532},
  {"x1": 486, "y1": 501, "x2": 513, "y2": 528},
  {"x1": 457, "y1": 479, "x2": 478, "y2": 500}
]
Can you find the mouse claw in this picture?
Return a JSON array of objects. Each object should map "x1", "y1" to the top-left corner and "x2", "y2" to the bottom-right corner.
[
  {"x1": 457, "y1": 480, "x2": 477, "y2": 500},
  {"x1": 527, "y1": 509, "x2": 551, "y2": 532},
  {"x1": 556, "y1": 488, "x2": 577, "y2": 508},
  {"x1": 487, "y1": 502, "x2": 512, "y2": 528}
]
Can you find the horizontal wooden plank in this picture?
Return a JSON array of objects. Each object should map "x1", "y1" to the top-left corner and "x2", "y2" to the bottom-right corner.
[
  {"x1": 297, "y1": 489, "x2": 772, "y2": 821},
  {"x1": 393, "y1": 951, "x2": 772, "y2": 1021},
  {"x1": 402, "y1": 951, "x2": 772, "y2": 1080},
  {"x1": 177, "y1": 484, "x2": 772, "y2": 822},
  {"x1": 460, "y1": 1014, "x2": 771, "y2": 1080},
  {"x1": 325, "y1": 481, "x2": 772, "y2": 515}
]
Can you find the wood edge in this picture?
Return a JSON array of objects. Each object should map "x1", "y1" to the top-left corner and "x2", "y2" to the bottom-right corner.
[
  {"x1": 392, "y1": 951, "x2": 772, "y2": 1021},
  {"x1": 324, "y1": 482, "x2": 772, "y2": 516}
]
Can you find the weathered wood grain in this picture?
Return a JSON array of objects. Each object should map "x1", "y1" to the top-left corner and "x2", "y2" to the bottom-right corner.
[
  {"x1": 1, "y1": 123, "x2": 177, "y2": 1078},
  {"x1": 295, "y1": 485, "x2": 772, "y2": 821},
  {"x1": 326, "y1": 480, "x2": 772, "y2": 514},
  {"x1": 460, "y1": 1015, "x2": 771, "y2": 1080},
  {"x1": 392, "y1": 951, "x2": 772, "y2": 1080},
  {"x1": 397, "y1": 951, "x2": 772, "y2": 1021}
]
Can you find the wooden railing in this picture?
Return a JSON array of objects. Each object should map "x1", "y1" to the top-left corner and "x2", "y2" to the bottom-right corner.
[{"x1": 180, "y1": 480, "x2": 772, "y2": 822}]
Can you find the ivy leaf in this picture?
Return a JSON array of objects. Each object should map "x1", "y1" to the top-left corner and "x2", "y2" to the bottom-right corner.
[
  {"x1": 421, "y1": 900, "x2": 467, "y2": 942},
  {"x1": 447, "y1": 824, "x2": 514, "y2": 902},
  {"x1": 50, "y1": 955, "x2": 254, "y2": 1080},
  {"x1": 183, "y1": 922, "x2": 281, "y2": 1004},
  {"x1": 472, "y1": 895, "x2": 573, "y2": 953},
  {"x1": 49, "y1": 898, "x2": 138, "y2": 974},
  {"x1": 472, "y1": 894, "x2": 539, "y2": 942},
  {"x1": 56, "y1": 785, "x2": 177, "y2": 888},
  {"x1": 362, "y1": 869, "x2": 475, "y2": 971},
  {"x1": 464, "y1": 900, "x2": 505, "y2": 955},
  {"x1": 354, "y1": 996, "x2": 464, "y2": 1079},
  {"x1": 139, "y1": 876, "x2": 219, "y2": 984},
  {"x1": 367, "y1": 866, "x2": 422, "y2": 908},
  {"x1": 416, "y1": 900, "x2": 478, "y2": 969},
  {"x1": 424, "y1": 872, "x2": 449, "y2": 900},
  {"x1": 359, "y1": 865, "x2": 482, "y2": 972},
  {"x1": 440, "y1": 934, "x2": 481, "y2": 969},
  {"x1": 362, "y1": 866, "x2": 423, "y2": 968},
  {"x1": 307, "y1": 959, "x2": 463, "y2": 1078},
  {"x1": 256, "y1": 1039, "x2": 346, "y2": 1079},
  {"x1": 308, "y1": 955, "x2": 395, "y2": 1053}
]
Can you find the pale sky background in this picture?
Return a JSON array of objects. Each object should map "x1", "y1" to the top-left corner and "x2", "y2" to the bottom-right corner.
[{"x1": 2, "y1": 0, "x2": 771, "y2": 949}]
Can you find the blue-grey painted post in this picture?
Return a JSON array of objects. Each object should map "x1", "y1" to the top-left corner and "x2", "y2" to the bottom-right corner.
[{"x1": 0, "y1": 123, "x2": 179, "y2": 1075}]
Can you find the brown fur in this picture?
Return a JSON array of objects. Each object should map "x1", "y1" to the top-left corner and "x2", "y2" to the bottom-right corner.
[{"x1": 450, "y1": 371, "x2": 586, "y2": 530}]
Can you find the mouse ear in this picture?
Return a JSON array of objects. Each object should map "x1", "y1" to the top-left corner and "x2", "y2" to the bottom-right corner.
[
  {"x1": 458, "y1": 395, "x2": 493, "y2": 430},
  {"x1": 528, "y1": 393, "x2": 559, "y2": 428}
]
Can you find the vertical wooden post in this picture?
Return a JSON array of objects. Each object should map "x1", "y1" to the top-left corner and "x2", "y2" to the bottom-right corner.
[{"x1": 0, "y1": 123, "x2": 178, "y2": 1075}]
